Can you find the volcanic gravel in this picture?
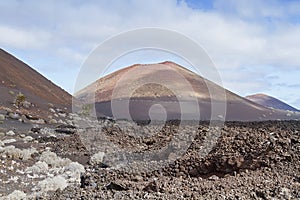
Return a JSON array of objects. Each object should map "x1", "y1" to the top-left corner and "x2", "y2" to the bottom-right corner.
[{"x1": 0, "y1": 117, "x2": 299, "y2": 199}]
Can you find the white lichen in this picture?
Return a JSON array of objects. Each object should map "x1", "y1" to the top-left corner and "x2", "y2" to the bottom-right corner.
[
  {"x1": 25, "y1": 161, "x2": 49, "y2": 174},
  {"x1": 39, "y1": 151, "x2": 71, "y2": 168},
  {"x1": 0, "y1": 146, "x2": 37, "y2": 160},
  {"x1": 1, "y1": 190, "x2": 26, "y2": 200},
  {"x1": 63, "y1": 162, "x2": 85, "y2": 183},
  {"x1": 90, "y1": 151, "x2": 105, "y2": 165},
  {"x1": 2, "y1": 150, "x2": 85, "y2": 197},
  {"x1": 37, "y1": 175, "x2": 68, "y2": 192}
]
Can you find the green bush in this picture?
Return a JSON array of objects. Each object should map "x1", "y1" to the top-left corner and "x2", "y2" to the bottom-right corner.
[
  {"x1": 15, "y1": 92, "x2": 26, "y2": 107},
  {"x1": 81, "y1": 104, "x2": 93, "y2": 116}
]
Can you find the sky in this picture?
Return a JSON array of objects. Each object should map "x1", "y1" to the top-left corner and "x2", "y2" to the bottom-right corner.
[{"x1": 1, "y1": 0, "x2": 300, "y2": 109}]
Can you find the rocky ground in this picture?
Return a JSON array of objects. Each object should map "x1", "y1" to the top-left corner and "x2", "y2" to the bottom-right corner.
[{"x1": 0, "y1": 108, "x2": 299, "y2": 199}]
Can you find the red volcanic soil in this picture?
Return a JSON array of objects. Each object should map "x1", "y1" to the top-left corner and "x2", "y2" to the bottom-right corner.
[
  {"x1": 246, "y1": 93, "x2": 299, "y2": 112},
  {"x1": 76, "y1": 62, "x2": 300, "y2": 121},
  {"x1": 0, "y1": 49, "x2": 71, "y2": 118}
]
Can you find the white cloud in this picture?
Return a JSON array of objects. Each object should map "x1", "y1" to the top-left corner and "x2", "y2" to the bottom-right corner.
[
  {"x1": 0, "y1": 26, "x2": 51, "y2": 49},
  {"x1": 56, "y1": 47, "x2": 86, "y2": 64},
  {"x1": 213, "y1": 0, "x2": 292, "y2": 19},
  {"x1": 0, "y1": 0, "x2": 300, "y2": 108}
]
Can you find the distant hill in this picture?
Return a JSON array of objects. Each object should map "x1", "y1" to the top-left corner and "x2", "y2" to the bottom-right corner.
[
  {"x1": 76, "y1": 61, "x2": 300, "y2": 121},
  {"x1": 0, "y1": 48, "x2": 72, "y2": 118},
  {"x1": 246, "y1": 93, "x2": 299, "y2": 112}
]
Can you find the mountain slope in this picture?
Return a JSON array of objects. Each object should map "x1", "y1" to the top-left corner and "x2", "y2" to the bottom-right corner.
[
  {"x1": 246, "y1": 93, "x2": 299, "y2": 112},
  {"x1": 76, "y1": 61, "x2": 300, "y2": 121},
  {"x1": 0, "y1": 48, "x2": 72, "y2": 117}
]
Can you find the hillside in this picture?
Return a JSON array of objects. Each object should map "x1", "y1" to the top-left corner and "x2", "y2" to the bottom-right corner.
[
  {"x1": 76, "y1": 61, "x2": 299, "y2": 121},
  {"x1": 246, "y1": 93, "x2": 299, "y2": 112},
  {"x1": 0, "y1": 48, "x2": 72, "y2": 118}
]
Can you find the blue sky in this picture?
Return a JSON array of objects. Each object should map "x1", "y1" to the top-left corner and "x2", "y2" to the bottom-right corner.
[{"x1": 1, "y1": 0, "x2": 300, "y2": 109}]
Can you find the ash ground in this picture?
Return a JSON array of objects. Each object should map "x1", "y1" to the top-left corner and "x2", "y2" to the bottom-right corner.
[{"x1": 0, "y1": 110, "x2": 299, "y2": 199}]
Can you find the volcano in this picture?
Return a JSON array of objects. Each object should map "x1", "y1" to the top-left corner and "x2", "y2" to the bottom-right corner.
[
  {"x1": 246, "y1": 93, "x2": 299, "y2": 112},
  {"x1": 0, "y1": 48, "x2": 71, "y2": 118},
  {"x1": 76, "y1": 61, "x2": 300, "y2": 121}
]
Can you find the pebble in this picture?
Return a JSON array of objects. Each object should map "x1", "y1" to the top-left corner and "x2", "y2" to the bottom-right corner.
[
  {"x1": 132, "y1": 175, "x2": 143, "y2": 182},
  {"x1": 23, "y1": 136, "x2": 34, "y2": 142},
  {"x1": 0, "y1": 114, "x2": 5, "y2": 121},
  {"x1": 208, "y1": 175, "x2": 219, "y2": 181},
  {"x1": 30, "y1": 119, "x2": 45, "y2": 124},
  {"x1": 6, "y1": 130, "x2": 16, "y2": 136},
  {"x1": 2, "y1": 139, "x2": 17, "y2": 144},
  {"x1": 49, "y1": 119, "x2": 58, "y2": 124},
  {"x1": 280, "y1": 187, "x2": 291, "y2": 199},
  {"x1": 8, "y1": 113, "x2": 20, "y2": 120},
  {"x1": 58, "y1": 113, "x2": 66, "y2": 118}
]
